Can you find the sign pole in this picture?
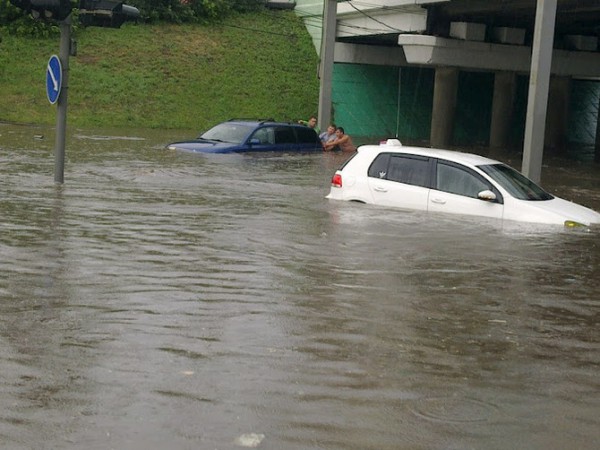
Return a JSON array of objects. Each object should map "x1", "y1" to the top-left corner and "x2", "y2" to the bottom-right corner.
[
  {"x1": 317, "y1": 0, "x2": 336, "y2": 132},
  {"x1": 54, "y1": 15, "x2": 71, "y2": 184}
]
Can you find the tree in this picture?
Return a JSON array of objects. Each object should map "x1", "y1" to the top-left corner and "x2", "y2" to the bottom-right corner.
[
  {"x1": 0, "y1": 0, "x2": 267, "y2": 34},
  {"x1": 126, "y1": 0, "x2": 265, "y2": 23}
]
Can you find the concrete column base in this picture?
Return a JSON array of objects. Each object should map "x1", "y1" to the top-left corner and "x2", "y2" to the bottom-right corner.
[{"x1": 430, "y1": 67, "x2": 458, "y2": 148}]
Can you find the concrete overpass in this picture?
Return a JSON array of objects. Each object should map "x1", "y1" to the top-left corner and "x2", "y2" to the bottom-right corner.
[{"x1": 295, "y1": 0, "x2": 600, "y2": 182}]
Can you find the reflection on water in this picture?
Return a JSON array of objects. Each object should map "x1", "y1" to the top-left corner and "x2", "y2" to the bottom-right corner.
[{"x1": 1, "y1": 122, "x2": 599, "y2": 449}]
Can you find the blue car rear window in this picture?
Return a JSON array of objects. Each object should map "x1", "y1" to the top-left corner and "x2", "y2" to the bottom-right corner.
[{"x1": 200, "y1": 123, "x2": 254, "y2": 144}]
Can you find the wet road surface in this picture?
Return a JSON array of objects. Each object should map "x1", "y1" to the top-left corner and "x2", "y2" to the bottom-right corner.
[{"x1": 1, "y1": 123, "x2": 599, "y2": 449}]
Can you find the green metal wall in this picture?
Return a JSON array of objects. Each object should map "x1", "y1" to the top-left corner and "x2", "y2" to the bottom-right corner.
[
  {"x1": 332, "y1": 64, "x2": 496, "y2": 146},
  {"x1": 454, "y1": 71, "x2": 494, "y2": 147},
  {"x1": 331, "y1": 62, "x2": 599, "y2": 154},
  {"x1": 569, "y1": 80, "x2": 600, "y2": 148},
  {"x1": 331, "y1": 64, "x2": 434, "y2": 143},
  {"x1": 331, "y1": 64, "x2": 400, "y2": 140},
  {"x1": 506, "y1": 76, "x2": 600, "y2": 153}
]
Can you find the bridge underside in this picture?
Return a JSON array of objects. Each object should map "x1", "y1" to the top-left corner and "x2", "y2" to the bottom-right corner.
[{"x1": 295, "y1": 0, "x2": 600, "y2": 181}]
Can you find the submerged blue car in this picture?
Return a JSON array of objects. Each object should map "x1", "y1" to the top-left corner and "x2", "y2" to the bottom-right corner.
[{"x1": 166, "y1": 119, "x2": 323, "y2": 154}]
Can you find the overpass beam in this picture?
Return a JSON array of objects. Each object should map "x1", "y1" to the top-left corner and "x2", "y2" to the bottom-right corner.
[
  {"x1": 431, "y1": 67, "x2": 458, "y2": 148},
  {"x1": 490, "y1": 71, "x2": 517, "y2": 149}
]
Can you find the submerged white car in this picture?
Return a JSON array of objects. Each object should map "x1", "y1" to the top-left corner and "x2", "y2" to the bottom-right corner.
[{"x1": 326, "y1": 140, "x2": 600, "y2": 227}]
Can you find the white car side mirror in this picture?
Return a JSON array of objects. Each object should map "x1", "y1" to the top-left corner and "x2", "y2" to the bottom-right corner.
[{"x1": 478, "y1": 190, "x2": 497, "y2": 201}]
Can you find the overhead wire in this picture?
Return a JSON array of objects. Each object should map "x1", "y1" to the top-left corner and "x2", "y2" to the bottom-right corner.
[
  {"x1": 229, "y1": 1, "x2": 414, "y2": 41},
  {"x1": 346, "y1": 1, "x2": 403, "y2": 32},
  {"x1": 300, "y1": 0, "x2": 414, "y2": 38}
]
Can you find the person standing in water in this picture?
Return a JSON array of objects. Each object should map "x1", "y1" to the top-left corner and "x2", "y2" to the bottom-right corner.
[
  {"x1": 298, "y1": 116, "x2": 320, "y2": 135},
  {"x1": 324, "y1": 127, "x2": 356, "y2": 153},
  {"x1": 319, "y1": 124, "x2": 336, "y2": 144}
]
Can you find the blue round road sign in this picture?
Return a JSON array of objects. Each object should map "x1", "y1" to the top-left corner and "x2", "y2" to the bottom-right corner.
[{"x1": 46, "y1": 55, "x2": 62, "y2": 105}]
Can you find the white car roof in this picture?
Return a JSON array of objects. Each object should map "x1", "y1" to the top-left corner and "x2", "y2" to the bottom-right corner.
[{"x1": 358, "y1": 141, "x2": 501, "y2": 168}]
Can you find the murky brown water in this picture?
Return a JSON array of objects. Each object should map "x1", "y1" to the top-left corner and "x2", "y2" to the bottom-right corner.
[{"x1": 1, "y1": 122, "x2": 599, "y2": 450}]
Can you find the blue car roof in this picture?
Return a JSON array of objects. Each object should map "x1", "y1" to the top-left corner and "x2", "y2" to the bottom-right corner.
[
  {"x1": 166, "y1": 119, "x2": 322, "y2": 154},
  {"x1": 226, "y1": 119, "x2": 303, "y2": 127}
]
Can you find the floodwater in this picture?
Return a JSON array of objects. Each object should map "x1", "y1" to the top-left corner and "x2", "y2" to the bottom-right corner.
[{"x1": 1, "y1": 122, "x2": 599, "y2": 450}]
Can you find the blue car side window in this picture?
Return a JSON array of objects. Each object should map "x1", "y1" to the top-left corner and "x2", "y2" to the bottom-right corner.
[
  {"x1": 251, "y1": 127, "x2": 275, "y2": 144},
  {"x1": 274, "y1": 127, "x2": 296, "y2": 144}
]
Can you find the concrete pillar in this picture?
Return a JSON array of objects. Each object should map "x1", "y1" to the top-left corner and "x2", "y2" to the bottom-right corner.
[
  {"x1": 317, "y1": 0, "x2": 337, "y2": 132},
  {"x1": 522, "y1": 0, "x2": 557, "y2": 183},
  {"x1": 430, "y1": 67, "x2": 458, "y2": 148},
  {"x1": 544, "y1": 76, "x2": 571, "y2": 155},
  {"x1": 490, "y1": 71, "x2": 517, "y2": 149}
]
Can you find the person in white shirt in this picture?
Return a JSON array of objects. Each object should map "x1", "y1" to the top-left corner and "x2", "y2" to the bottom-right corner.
[{"x1": 319, "y1": 124, "x2": 336, "y2": 146}]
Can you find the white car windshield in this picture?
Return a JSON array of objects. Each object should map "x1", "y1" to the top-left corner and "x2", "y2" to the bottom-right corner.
[
  {"x1": 199, "y1": 123, "x2": 254, "y2": 144},
  {"x1": 478, "y1": 164, "x2": 554, "y2": 201}
]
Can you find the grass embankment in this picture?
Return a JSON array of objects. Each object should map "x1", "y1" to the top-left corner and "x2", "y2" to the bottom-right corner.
[{"x1": 0, "y1": 10, "x2": 320, "y2": 130}]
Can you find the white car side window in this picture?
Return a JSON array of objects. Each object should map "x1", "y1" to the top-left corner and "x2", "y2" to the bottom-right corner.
[
  {"x1": 368, "y1": 153, "x2": 390, "y2": 179},
  {"x1": 387, "y1": 156, "x2": 429, "y2": 187},
  {"x1": 437, "y1": 163, "x2": 488, "y2": 198}
]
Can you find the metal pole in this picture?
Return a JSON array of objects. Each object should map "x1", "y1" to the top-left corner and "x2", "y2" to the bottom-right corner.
[
  {"x1": 317, "y1": 0, "x2": 336, "y2": 131},
  {"x1": 521, "y1": 0, "x2": 557, "y2": 183},
  {"x1": 54, "y1": 15, "x2": 71, "y2": 184}
]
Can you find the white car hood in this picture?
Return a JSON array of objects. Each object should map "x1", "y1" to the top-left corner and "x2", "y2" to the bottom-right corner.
[{"x1": 506, "y1": 196, "x2": 600, "y2": 225}]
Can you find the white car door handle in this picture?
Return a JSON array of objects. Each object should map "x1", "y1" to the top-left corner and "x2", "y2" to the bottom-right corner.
[
  {"x1": 430, "y1": 197, "x2": 446, "y2": 205},
  {"x1": 373, "y1": 186, "x2": 388, "y2": 192}
]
